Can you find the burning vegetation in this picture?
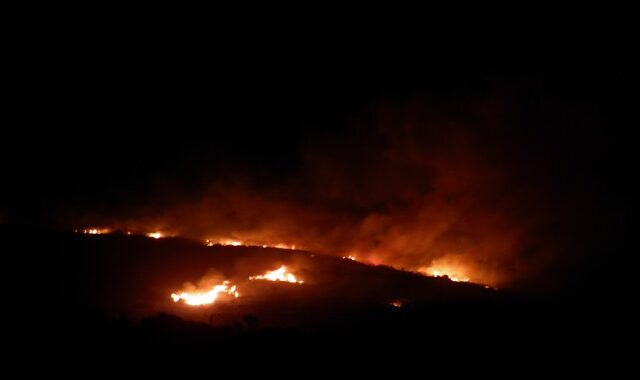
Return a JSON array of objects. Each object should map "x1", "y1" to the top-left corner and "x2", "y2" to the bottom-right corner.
[
  {"x1": 249, "y1": 265, "x2": 304, "y2": 284},
  {"x1": 77, "y1": 228, "x2": 111, "y2": 235},
  {"x1": 75, "y1": 226, "x2": 487, "y2": 286},
  {"x1": 171, "y1": 281, "x2": 239, "y2": 306},
  {"x1": 205, "y1": 239, "x2": 296, "y2": 250},
  {"x1": 69, "y1": 226, "x2": 488, "y2": 311},
  {"x1": 422, "y1": 267, "x2": 470, "y2": 283},
  {"x1": 419, "y1": 255, "x2": 476, "y2": 283},
  {"x1": 170, "y1": 265, "x2": 304, "y2": 308}
]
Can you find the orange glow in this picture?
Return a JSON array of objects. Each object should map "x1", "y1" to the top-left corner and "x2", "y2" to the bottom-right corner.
[
  {"x1": 389, "y1": 300, "x2": 404, "y2": 308},
  {"x1": 418, "y1": 255, "x2": 476, "y2": 283},
  {"x1": 274, "y1": 243, "x2": 296, "y2": 250},
  {"x1": 249, "y1": 265, "x2": 303, "y2": 284},
  {"x1": 78, "y1": 228, "x2": 111, "y2": 235},
  {"x1": 204, "y1": 238, "x2": 296, "y2": 250},
  {"x1": 216, "y1": 239, "x2": 242, "y2": 246},
  {"x1": 422, "y1": 267, "x2": 470, "y2": 282},
  {"x1": 342, "y1": 255, "x2": 357, "y2": 261},
  {"x1": 146, "y1": 232, "x2": 163, "y2": 239},
  {"x1": 171, "y1": 281, "x2": 239, "y2": 306}
]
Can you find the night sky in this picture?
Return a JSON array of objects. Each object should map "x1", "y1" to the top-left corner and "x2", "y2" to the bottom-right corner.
[{"x1": 3, "y1": 37, "x2": 633, "y2": 297}]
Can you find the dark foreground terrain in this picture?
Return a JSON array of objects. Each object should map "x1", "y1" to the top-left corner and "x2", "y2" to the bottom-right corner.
[{"x1": 2, "y1": 226, "x2": 634, "y2": 369}]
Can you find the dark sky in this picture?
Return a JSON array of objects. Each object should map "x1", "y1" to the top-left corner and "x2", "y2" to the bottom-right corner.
[{"x1": 2, "y1": 34, "x2": 634, "y2": 295}]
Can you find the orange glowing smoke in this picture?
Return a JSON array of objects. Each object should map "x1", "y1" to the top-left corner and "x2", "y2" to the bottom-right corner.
[
  {"x1": 418, "y1": 255, "x2": 476, "y2": 283},
  {"x1": 171, "y1": 281, "x2": 239, "y2": 306},
  {"x1": 421, "y1": 266, "x2": 470, "y2": 282},
  {"x1": 249, "y1": 265, "x2": 304, "y2": 284}
]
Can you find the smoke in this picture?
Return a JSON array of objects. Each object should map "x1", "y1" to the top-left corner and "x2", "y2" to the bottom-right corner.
[
  {"x1": 70, "y1": 90, "x2": 607, "y2": 292},
  {"x1": 175, "y1": 269, "x2": 228, "y2": 294}
]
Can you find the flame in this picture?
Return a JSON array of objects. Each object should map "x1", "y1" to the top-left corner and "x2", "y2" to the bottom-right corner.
[
  {"x1": 418, "y1": 255, "x2": 475, "y2": 283},
  {"x1": 342, "y1": 255, "x2": 357, "y2": 261},
  {"x1": 205, "y1": 239, "x2": 296, "y2": 250},
  {"x1": 78, "y1": 228, "x2": 111, "y2": 235},
  {"x1": 249, "y1": 265, "x2": 303, "y2": 284},
  {"x1": 274, "y1": 243, "x2": 296, "y2": 250},
  {"x1": 213, "y1": 239, "x2": 242, "y2": 246},
  {"x1": 171, "y1": 281, "x2": 239, "y2": 306},
  {"x1": 389, "y1": 300, "x2": 404, "y2": 308},
  {"x1": 147, "y1": 232, "x2": 163, "y2": 239},
  {"x1": 422, "y1": 267, "x2": 470, "y2": 282}
]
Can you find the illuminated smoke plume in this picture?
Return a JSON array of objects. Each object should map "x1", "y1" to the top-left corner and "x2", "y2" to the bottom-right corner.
[{"x1": 64, "y1": 95, "x2": 605, "y2": 291}]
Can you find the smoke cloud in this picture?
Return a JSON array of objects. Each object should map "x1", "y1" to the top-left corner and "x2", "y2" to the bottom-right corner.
[{"x1": 80, "y1": 92, "x2": 607, "y2": 291}]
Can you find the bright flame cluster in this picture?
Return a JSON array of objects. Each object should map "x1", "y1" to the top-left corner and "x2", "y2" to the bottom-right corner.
[
  {"x1": 171, "y1": 266, "x2": 304, "y2": 306},
  {"x1": 171, "y1": 281, "x2": 239, "y2": 306},
  {"x1": 76, "y1": 228, "x2": 164, "y2": 239},
  {"x1": 249, "y1": 266, "x2": 303, "y2": 284},
  {"x1": 425, "y1": 268, "x2": 470, "y2": 283},
  {"x1": 342, "y1": 256, "x2": 357, "y2": 261},
  {"x1": 78, "y1": 228, "x2": 111, "y2": 235}
]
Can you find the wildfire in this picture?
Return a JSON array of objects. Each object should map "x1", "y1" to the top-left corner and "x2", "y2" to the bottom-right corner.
[
  {"x1": 342, "y1": 256, "x2": 357, "y2": 261},
  {"x1": 249, "y1": 265, "x2": 303, "y2": 284},
  {"x1": 206, "y1": 239, "x2": 243, "y2": 246},
  {"x1": 171, "y1": 281, "x2": 239, "y2": 306},
  {"x1": 389, "y1": 300, "x2": 404, "y2": 308},
  {"x1": 146, "y1": 232, "x2": 163, "y2": 239},
  {"x1": 423, "y1": 268, "x2": 470, "y2": 282},
  {"x1": 78, "y1": 228, "x2": 111, "y2": 235},
  {"x1": 205, "y1": 239, "x2": 296, "y2": 250},
  {"x1": 170, "y1": 265, "x2": 302, "y2": 308},
  {"x1": 274, "y1": 243, "x2": 296, "y2": 250}
]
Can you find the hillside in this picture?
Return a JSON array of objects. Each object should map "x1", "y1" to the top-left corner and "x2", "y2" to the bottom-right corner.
[{"x1": 20, "y1": 228, "x2": 493, "y2": 327}]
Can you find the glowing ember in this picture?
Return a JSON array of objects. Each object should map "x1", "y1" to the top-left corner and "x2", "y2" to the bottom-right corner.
[
  {"x1": 78, "y1": 228, "x2": 111, "y2": 235},
  {"x1": 249, "y1": 265, "x2": 303, "y2": 284},
  {"x1": 389, "y1": 300, "x2": 404, "y2": 308},
  {"x1": 147, "y1": 232, "x2": 163, "y2": 239},
  {"x1": 171, "y1": 281, "x2": 239, "y2": 306}
]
